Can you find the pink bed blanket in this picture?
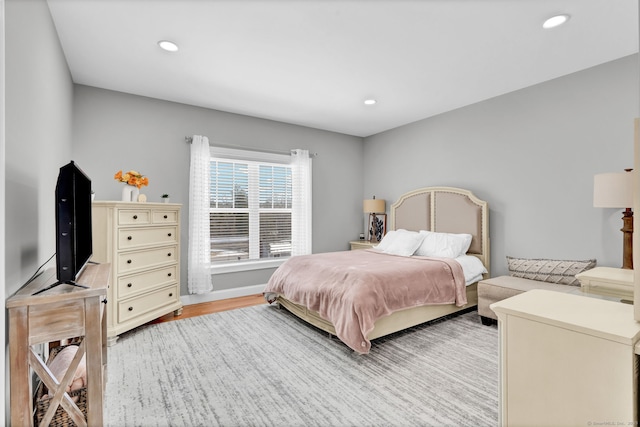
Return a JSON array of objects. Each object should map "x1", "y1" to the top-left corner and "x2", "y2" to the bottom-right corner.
[{"x1": 264, "y1": 249, "x2": 466, "y2": 353}]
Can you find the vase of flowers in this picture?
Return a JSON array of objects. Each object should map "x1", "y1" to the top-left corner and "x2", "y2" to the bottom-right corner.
[
  {"x1": 114, "y1": 170, "x2": 149, "y2": 202},
  {"x1": 161, "y1": 194, "x2": 170, "y2": 203}
]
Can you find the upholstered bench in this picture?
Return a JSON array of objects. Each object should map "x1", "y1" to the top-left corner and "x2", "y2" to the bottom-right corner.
[
  {"x1": 478, "y1": 275, "x2": 583, "y2": 325},
  {"x1": 479, "y1": 256, "x2": 598, "y2": 325}
]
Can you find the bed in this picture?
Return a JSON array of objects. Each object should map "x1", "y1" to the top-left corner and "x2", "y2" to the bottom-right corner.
[{"x1": 264, "y1": 186, "x2": 490, "y2": 353}]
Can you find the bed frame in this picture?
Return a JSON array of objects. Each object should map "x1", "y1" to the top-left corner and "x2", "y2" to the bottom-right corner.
[{"x1": 275, "y1": 186, "x2": 490, "y2": 342}]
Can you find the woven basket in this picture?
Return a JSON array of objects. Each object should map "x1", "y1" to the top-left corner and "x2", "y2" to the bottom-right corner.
[{"x1": 33, "y1": 344, "x2": 87, "y2": 427}]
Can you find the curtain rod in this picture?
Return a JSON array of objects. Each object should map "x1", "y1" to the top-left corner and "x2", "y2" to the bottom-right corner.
[{"x1": 185, "y1": 136, "x2": 317, "y2": 157}]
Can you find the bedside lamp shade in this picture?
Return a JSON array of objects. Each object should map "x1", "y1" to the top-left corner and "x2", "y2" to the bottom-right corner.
[
  {"x1": 593, "y1": 169, "x2": 634, "y2": 270},
  {"x1": 593, "y1": 172, "x2": 633, "y2": 208},
  {"x1": 363, "y1": 198, "x2": 385, "y2": 213}
]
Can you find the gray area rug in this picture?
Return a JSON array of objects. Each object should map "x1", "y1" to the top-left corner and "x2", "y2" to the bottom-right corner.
[{"x1": 105, "y1": 304, "x2": 498, "y2": 426}]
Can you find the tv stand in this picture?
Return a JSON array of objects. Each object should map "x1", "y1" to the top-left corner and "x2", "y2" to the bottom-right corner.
[
  {"x1": 31, "y1": 280, "x2": 89, "y2": 296},
  {"x1": 7, "y1": 263, "x2": 110, "y2": 426}
]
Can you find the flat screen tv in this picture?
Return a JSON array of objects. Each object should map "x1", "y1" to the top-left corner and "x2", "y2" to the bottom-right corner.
[{"x1": 36, "y1": 161, "x2": 94, "y2": 294}]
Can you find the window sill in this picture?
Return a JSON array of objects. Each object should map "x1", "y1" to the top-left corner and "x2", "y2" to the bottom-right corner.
[{"x1": 210, "y1": 258, "x2": 288, "y2": 274}]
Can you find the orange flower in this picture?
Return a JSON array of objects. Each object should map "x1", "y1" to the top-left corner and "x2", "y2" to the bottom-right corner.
[{"x1": 115, "y1": 169, "x2": 148, "y2": 189}]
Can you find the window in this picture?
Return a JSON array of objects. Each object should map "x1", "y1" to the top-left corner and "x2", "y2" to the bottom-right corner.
[{"x1": 208, "y1": 147, "x2": 309, "y2": 267}]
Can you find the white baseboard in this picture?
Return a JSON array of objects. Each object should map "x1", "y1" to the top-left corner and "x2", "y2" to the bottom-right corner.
[{"x1": 180, "y1": 284, "x2": 266, "y2": 306}]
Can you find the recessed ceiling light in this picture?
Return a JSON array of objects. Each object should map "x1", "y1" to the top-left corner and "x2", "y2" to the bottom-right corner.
[
  {"x1": 158, "y1": 40, "x2": 179, "y2": 52},
  {"x1": 364, "y1": 99, "x2": 377, "y2": 106},
  {"x1": 542, "y1": 14, "x2": 570, "y2": 29}
]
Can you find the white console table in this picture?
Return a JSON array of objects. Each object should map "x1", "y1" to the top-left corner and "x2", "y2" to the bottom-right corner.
[
  {"x1": 491, "y1": 289, "x2": 640, "y2": 426},
  {"x1": 7, "y1": 263, "x2": 109, "y2": 426}
]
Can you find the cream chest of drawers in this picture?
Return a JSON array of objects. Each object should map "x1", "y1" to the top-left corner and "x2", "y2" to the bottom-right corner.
[{"x1": 92, "y1": 201, "x2": 183, "y2": 344}]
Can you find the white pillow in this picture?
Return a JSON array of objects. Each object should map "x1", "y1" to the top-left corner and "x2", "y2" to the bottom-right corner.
[
  {"x1": 382, "y1": 230, "x2": 426, "y2": 257},
  {"x1": 415, "y1": 230, "x2": 472, "y2": 258},
  {"x1": 373, "y1": 230, "x2": 399, "y2": 251},
  {"x1": 455, "y1": 254, "x2": 488, "y2": 285}
]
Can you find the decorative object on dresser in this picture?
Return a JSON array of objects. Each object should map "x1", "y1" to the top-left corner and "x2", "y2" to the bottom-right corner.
[
  {"x1": 121, "y1": 185, "x2": 139, "y2": 203},
  {"x1": 92, "y1": 201, "x2": 183, "y2": 345},
  {"x1": 363, "y1": 196, "x2": 386, "y2": 242},
  {"x1": 114, "y1": 169, "x2": 149, "y2": 202},
  {"x1": 6, "y1": 263, "x2": 109, "y2": 427},
  {"x1": 161, "y1": 193, "x2": 170, "y2": 203},
  {"x1": 593, "y1": 169, "x2": 633, "y2": 269}
]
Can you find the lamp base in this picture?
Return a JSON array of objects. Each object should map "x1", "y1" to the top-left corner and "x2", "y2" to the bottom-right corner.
[
  {"x1": 621, "y1": 208, "x2": 633, "y2": 270},
  {"x1": 369, "y1": 213, "x2": 380, "y2": 243}
]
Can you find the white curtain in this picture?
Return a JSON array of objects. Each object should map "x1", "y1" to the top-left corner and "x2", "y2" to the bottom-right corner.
[
  {"x1": 188, "y1": 135, "x2": 213, "y2": 294},
  {"x1": 291, "y1": 149, "x2": 312, "y2": 256}
]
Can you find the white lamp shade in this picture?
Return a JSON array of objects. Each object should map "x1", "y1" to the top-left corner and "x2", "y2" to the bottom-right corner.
[
  {"x1": 593, "y1": 171, "x2": 633, "y2": 208},
  {"x1": 363, "y1": 199, "x2": 385, "y2": 213}
]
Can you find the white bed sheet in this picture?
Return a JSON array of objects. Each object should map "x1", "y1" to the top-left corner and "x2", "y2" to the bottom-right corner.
[{"x1": 455, "y1": 254, "x2": 488, "y2": 285}]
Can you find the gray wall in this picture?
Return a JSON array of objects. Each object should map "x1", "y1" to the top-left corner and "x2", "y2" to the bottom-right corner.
[
  {"x1": 4, "y1": 0, "x2": 75, "y2": 422},
  {"x1": 364, "y1": 54, "x2": 640, "y2": 277},
  {"x1": 71, "y1": 85, "x2": 364, "y2": 295},
  {"x1": 5, "y1": 0, "x2": 74, "y2": 295}
]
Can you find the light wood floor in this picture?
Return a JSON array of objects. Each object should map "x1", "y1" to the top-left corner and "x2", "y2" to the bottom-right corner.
[{"x1": 151, "y1": 293, "x2": 266, "y2": 324}]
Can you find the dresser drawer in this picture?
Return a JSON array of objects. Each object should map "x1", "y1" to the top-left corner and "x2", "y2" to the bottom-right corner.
[
  {"x1": 119, "y1": 209, "x2": 151, "y2": 225},
  {"x1": 118, "y1": 226, "x2": 178, "y2": 249},
  {"x1": 117, "y1": 265, "x2": 178, "y2": 299},
  {"x1": 117, "y1": 246, "x2": 177, "y2": 274},
  {"x1": 118, "y1": 284, "x2": 179, "y2": 323},
  {"x1": 152, "y1": 210, "x2": 178, "y2": 224}
]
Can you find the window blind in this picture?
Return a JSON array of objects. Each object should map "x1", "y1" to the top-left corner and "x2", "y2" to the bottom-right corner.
[{"x1": 209, "y1": 149, "x2": 294, "y2": 264}]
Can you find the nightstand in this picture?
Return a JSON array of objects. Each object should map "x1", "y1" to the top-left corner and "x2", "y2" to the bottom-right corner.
[
  {"x1": 575, "y1": 266, "x2": 633, "y2": 303},
  {"x1": 349, "y1": 240, "x2": 378, "y2": 250}
]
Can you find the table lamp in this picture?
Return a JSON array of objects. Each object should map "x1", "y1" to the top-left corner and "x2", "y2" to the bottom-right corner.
[
  {"x1": 593, "y1": 169, "x2": 634, "y2": 269},
  {"x1": 363, "y1": 196, "x2": 386, "y2": 242}
]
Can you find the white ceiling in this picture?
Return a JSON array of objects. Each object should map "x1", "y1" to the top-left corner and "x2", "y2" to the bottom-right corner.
[{"x1": 47, "y1": 0, "x2": 639, "y2": 137}]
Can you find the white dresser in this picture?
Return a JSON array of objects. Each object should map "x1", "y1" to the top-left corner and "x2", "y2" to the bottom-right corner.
[
  {"x1": 491, "y1": 290, "x2": 640, "y2": 426},
  {"x1": 92, "y1": 201, "x2": 183, "y2": 344}
]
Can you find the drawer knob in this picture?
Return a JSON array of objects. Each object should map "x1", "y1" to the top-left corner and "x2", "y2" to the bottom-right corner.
[
  {"x1": 127, "y1": 259, "x2": 132, "y2": 264},
  {"x1": 169, "y1": 293, "x2": 173, "y2": 297},
  {"x1": 127, "y1": 236, "x2": 132, "y2": 240},
  {"x1": 167, "y1": 233, "x2": 172, "y2": 237},
  {"x1": 167, "y1": 253, "x2": 172, "y2": 257},
  {"x1": 127, "y1": 283, "x2": 132, "y2": 288},
  {"x1": 167, "y1": 272, "x2": 172, "y2": 277},
  {"x1": 128, "y1": 307, "x2": 133, "y2": 311},
  {"x1": 133, "y1": 215, "x2": 138, "y2": 220},
  {"x1": 164, "y1": 215, "x2": 168, "y2": 219}
]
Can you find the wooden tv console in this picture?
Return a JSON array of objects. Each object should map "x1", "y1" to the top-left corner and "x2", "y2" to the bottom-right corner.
[{"x1": 6, "y1": 263, "x2": 110, "y2": 426}]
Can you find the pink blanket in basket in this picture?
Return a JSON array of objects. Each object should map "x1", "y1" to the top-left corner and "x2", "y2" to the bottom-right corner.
[{"x1": 264, "y1": 249, "x2": 466, "y2": 353}]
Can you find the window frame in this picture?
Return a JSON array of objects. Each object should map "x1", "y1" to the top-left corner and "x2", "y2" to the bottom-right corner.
[{"x1": 208, "y1": 147, "x2": 294, "y2": 274}]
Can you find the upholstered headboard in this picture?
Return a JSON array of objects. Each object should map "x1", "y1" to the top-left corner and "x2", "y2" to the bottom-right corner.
[{"x1": 390, "y1": 187, "x2": 490, "y2": 274}]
